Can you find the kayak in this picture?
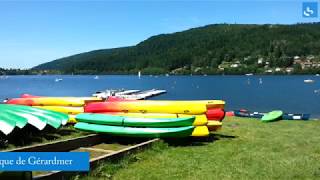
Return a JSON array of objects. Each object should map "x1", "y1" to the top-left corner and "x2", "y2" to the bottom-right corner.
[
  {"x1": 0, "y1": 104, "x2": 69, "y2": 135},
  {"x1": 75, "y1": 113, "x2": 195, "y2": 127},
  {"x1": 4, "y1": 104, "x2": 68, "y2": 128},
  {"x1": 225, "y1": 111, "x2": 235, "y2": 116},
  {"x1": 0, "y1": 113, "x2": 16, "y2": 135},
  {"x1": 68, "y1": 115, "x2": 77, "y2": 124},
  {"x1": 84, "y1": 100, "x2": 225, "y2": 115},
  {"x1": 234, "y1": 110, "x2": 264, "y2": 118},
  {"x1": 6, "y1": 97, "x2": 101, "y2": 107},
  {"x1": 104, "y1": 99, "x2": 226, "y2": 109},
  {"x1": 191, "y1": 126, "x2": 209, "y2": 137},
  {"x1": 282, "y1": 113, "x2": 310, "y2": 120},
  {"x1": 261, "y1": 111, "x2": 283, "y2": 122},
  {"x1": 74, "y1": 122, "x2": 194, "y2": 138},
  {"x1": 206, "y1": 108, "x2": 225, "y2": 121},
  {"x1": 32, "y1": 106, "x2": 84, "y2": 115},
  {"x1": 0, "y1": 109, "x2": 28, "y2": 129},
  {"x1": 207, "y1": 120, "x2": 222, "y2": 131},
  {"x1": 99, "y1": 112, "x2": 208, "y2": 126}
]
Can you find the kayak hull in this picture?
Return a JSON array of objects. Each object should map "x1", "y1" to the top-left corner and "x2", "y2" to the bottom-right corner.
[
  {"x1": 282, "y1": 113, "x2": 310, "y2": 120},
  {"x1": 74, "y1": 122, "x2": 194, "y2": 138},
  {"x1": 85, "y1": 100, "x2": 225, "y2": 115},
  {"x1": 206, "y1": 108, "x2": 225, "y2": 121},
  {"x1": 261, "y1": 111, "x2": 283, "y2": 122},
  {"x1": 100, "y1": 112, "x2": 208, "y2": 126},
  {"x1": 75, "y1": 113, "x2": 195, "y2": 127},
  {"x1": 0, "y1": 104, "x2": 69, "y2": 134},
  {"x1": 33, "y1": 106, "x2": 84, "y2": 115},
  {"x1": 7, "y1": 97, "x2": 101, "y2": 107},
  {"x1": 207, "y1": 120, "x2": 222, "y2": 131},
  {"x1": 234, "y1": 110, "x2": 264, "y2": 119}
]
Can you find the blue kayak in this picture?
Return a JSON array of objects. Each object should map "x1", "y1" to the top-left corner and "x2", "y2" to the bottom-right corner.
[
  {"x1": 282, "y1": 113, "x2": 310, "y2": 120},
  {"x1": 234, "y1": 110, "x2": 264, "y2": 119}
]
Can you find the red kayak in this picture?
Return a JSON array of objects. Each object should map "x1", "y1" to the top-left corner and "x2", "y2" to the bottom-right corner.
[
  {"x1": 225, "y1": 111, "x2": 235, "y2": 116},
  {"x1": 206, "y1": 108, "x2": 225, "y2": 121}
]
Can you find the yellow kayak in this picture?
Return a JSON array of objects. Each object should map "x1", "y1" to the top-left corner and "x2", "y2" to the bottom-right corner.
[
  {"x1": 191, "y1": 126, "x2": 209, "y2": 137},
  {"x1": 207, "y1": 121, "x2": 222, "y2": 131},
  {"x1": 68, "y1": 115, "x2": 77, "y2": 124},
  {"x1": 85, "y1": 100, "x2": 225, "y2": 115},
  {"x1": 33, "y1": 106, "x2": 84, "y2": 115},
  {"x1": 7, "y1": 97, "x2": 102, "y2": 107},
  {"x1": 100, "y1": 112, "x2": 208, "y2": 126}
]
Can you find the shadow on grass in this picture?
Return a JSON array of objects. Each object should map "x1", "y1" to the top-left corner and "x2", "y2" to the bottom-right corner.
[
  {"x1": 164, "y1": 133, "x2": 237, "y2": 147},
  {"x1": 99, "y1": 135, "x2": 153, "y2": 145},
  {"x1": 0, "y1": 125, "x2": 80, "y2": 150}
]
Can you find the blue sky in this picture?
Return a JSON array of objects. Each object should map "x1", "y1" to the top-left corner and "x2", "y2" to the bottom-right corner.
[{"x1": 0, "y1": 0, "x2": 318, "y2": 69}]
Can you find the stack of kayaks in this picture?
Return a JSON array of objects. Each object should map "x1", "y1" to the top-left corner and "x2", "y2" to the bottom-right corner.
[
  {"x1": 6, "y1": 95, "x2": 226, "y2": 137},
  {"x1": 0, "y1": 104, "x2": 68, "y2": 135},
  {"x1": 6, "y1": 94, "x2": 102, "y2": 123},
  {"x1": 84, "y1": 99, "x2": 226, "y2": 137},
  {"x1": 74, "y1": 113, "x2": 196, "y2": 138},
  {"x1": 233, "y1": 109, "x2": 310, "y2": 122}
]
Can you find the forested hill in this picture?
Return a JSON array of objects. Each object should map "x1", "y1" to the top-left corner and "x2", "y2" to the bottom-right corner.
[{"x1": 33, "y1": 23, "x2": 320, "y2": 74}]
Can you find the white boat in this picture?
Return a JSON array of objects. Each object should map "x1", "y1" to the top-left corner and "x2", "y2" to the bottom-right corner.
[
  {"x1": 55, "y1": 78, "x2": 63, "y2": 82},
  {"x1": 245, "y1": 73, "x2": 253, "y2": 76},
  {"x1": 304, "y1": 79, "x2": 315, "y2": 83},
  {"x1": 138, "y1": 71, "x2": 141, "y2": 78},
  {"x1": 94, "y1": 76, "x2": 99, "y2": 80},
  {"x1": 316, "y1": 74, "x2": 320, "y2": 76},
  {"x1": 92, "y1": 89, "x2": 166, "y2": 100}
]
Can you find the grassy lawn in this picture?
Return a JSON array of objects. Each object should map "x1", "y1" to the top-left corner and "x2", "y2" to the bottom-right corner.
[{"x1": 81, "y1": 117, "x2": 320, "y2": 179}]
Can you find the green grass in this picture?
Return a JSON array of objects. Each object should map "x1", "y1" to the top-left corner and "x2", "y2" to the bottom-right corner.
[{"x1": 80, "y1": 117, "x2": 320, "y2": 179}]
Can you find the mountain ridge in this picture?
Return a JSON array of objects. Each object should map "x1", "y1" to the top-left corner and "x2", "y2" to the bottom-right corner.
[{"x1": 33, "y1": 23, "x2": 320, "y2": 74}]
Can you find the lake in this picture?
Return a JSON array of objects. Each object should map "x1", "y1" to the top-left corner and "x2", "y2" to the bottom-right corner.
[{"x1": 0, "y1": 75, "x2": 319, "y2": 118}]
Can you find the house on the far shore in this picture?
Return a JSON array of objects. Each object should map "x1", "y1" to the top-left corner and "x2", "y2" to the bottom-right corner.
[{"x1": 293, "y1": 55, "x2": 320, "y2": 69}]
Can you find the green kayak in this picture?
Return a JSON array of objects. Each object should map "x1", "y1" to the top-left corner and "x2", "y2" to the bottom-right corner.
[
  {"x1": 76, "y1": 113, "x2": 195, "y2": 127},
  {"x1": 74, "y1": 122, "x2": 194, "y2": 138},
  {"x1": 0, "y1": 104, "x2": 69, "y2": 133},
  {"x1": 3, "y1": 104, "x2": 68, "y2": 128},
  {"x1": 261, "y1": 110, "x2": 283, "y2": 122}
]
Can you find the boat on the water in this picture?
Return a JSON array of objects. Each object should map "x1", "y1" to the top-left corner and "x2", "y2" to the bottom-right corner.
[
  {"x1": 55, "y1": 78, "x2": 63, "y2": 82},
  {"x1": 304, "y1": 79, "x2": 314, "y2": 83}
]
